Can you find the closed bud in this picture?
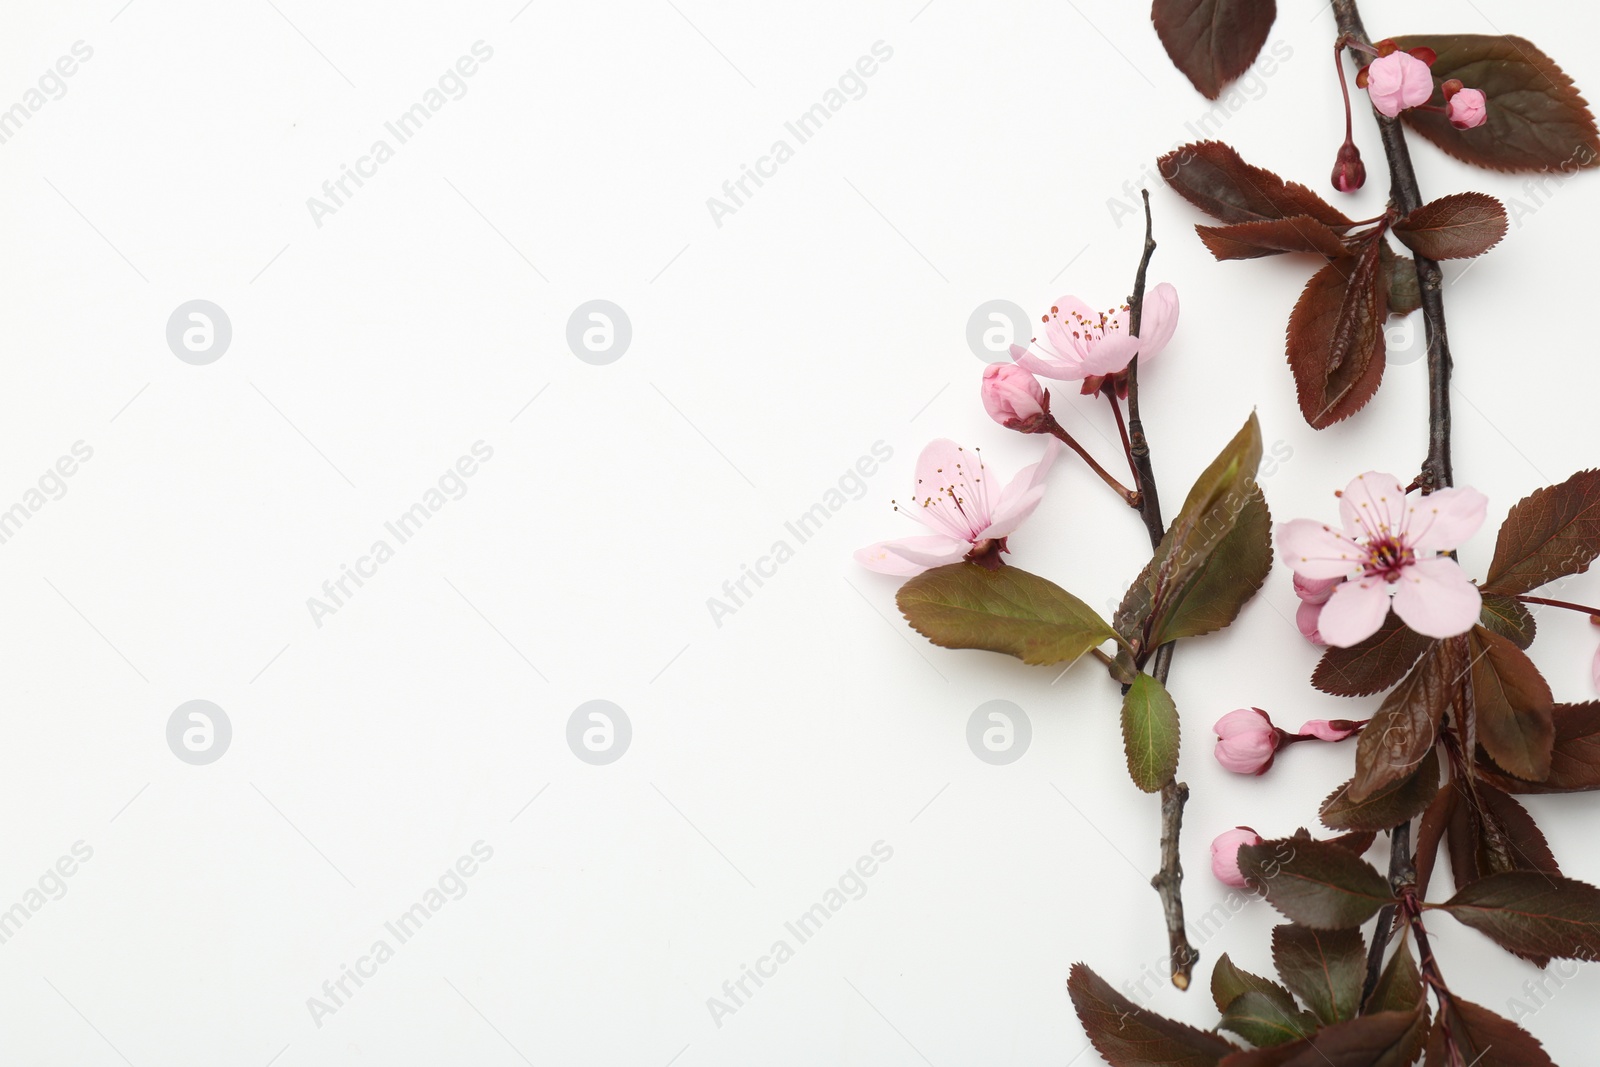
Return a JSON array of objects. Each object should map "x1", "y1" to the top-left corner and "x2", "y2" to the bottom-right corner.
[
  {"x1": 1331, "y1": 141, "x2": 1366, "y2": 193},
  {"x1": 980, "y1": 363, "x2": 1049, "y2": 432},
  {"x1": 1211, "y1": 827, "x2": 1262, "y2": 889}
]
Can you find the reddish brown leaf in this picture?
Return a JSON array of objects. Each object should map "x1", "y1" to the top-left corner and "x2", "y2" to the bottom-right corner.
[
  {"x1": 1478, "y1": 702, "x2": 1600, "y2": 793},
  {"x1": 1478, "y1": 593, "x2": 1536, "y2": 649},
  {"x1": 1151, "y1": 0, "x2": 1277, "y2": 100},
  {"x1": 1413, "y1": 784, "x2": 1453, "y2": 899},
  {"x1": 1160, "y1": 141, "x2": 1352, "y2": 227},
  {"x1": 1271, "y1": 924, "x2": 1364, "y2": 1025},
  {"x1": 1220, "y1": 1009, "x2": 1426, "y2": 1066},
  {"x1": 1237, "y1": 837, "x2": 1394, "y2": 929},
  {"x1": 1424, "y1": 997, "x2": 1555, "y2": 1066},
  {"x1": 1320, "y1": 748, "x2": 1439, "y2": 833},
  {"x1": 1350, "y1": 641, "x2": 1450, "y2": 801},
  {"x1": 1442, "y1": 872, "x2": 1600, "y2": 962},
  {"x1": 1470, "y1": 626, "x2": 1555, "y2": 783},
  {"x1": 1286, "y1": 241, "x2": 1387, "y2": 429},
  {"x1": 1393, "y1": 34, "x2": 1600, "y2": 176},
  {"x1": 1481, "y1": 469, "x2": 1600, "y2": 596},
  {"x1": 1312, "y1": 612, "x2": 1433, "y2": 697},
  {"x1": 1068, "y1": 963, "x2": 1237, "y2": 1066},
  {"x1": 1197, "y1": 216, "x2": 1350, "y2": 260},
  {"x1": 1393, "y1": 192, "x2": 1508, "y2": 259}
]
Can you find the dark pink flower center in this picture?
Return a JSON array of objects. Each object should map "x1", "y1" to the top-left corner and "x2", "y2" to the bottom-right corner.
[{"x1": 1364, "y1": 536, "x2": 1414, "y2": 581}]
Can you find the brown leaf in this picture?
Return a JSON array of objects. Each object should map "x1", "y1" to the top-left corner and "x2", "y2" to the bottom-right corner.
[
  {"x1": 1068, "y1": 963, "x2": 1238, "y2": 1066},
  {"x1": 1393, "y1": 192, "x2": 1508, "y2": 259},
  {"x1": 1197, "y1": 216, "x2": 1351, "y2": 260},
  {"x1": 1478, "y1": 702, "x2": 1600, "y2": 793},
  {"x1": 1320, "y1": 748, "x2": 1439, "y2": 833},
  {"x1": 1470, "y1": 626, "x2": 1555, "y2": 782},
  {"x1": 1160, "y1": 141, "x2": 1352, "y2": 227},
  {"x1": 1393, "y1": 34, "x2": 1600, "y2": 176},
  {"x1": 1481, "y1": 469, "x2": 1600, "y2": 596},
  {"x1": 1350, "y1": 641, "x2": 1450, "y2": 801},
  {"x1": 1478, "y1": 593, "x2": 1536, "y2": 649},
  {"x1": 1312, "y1": 612, "x2": 1433, "y2": 697},
  {"x1": 1424, "y1": 997, "x2": 1555, "y2": 1066},
  {"x1": 1220, "y1": 1009, "x2": 1426, "y2": 1066},
  {"x1": 1286, "y1": 241, "x2": 1387, "y2": 429},
  {"x1": 1151, "y1": 0, "x2": 1277, "y2": 100}
]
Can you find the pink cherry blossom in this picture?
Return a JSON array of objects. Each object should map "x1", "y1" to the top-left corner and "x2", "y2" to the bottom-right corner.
[
  {"x1": 1276, "y1": 472, "x2": 1487, "y2": 646},
  {"x1": 1211, "y1": 828, "x2": 1261, "y2": 889},
  {"x1": 1214, "y1": 709, "x2": 1280, "y2": 775},
  {"x1": 1297, "y1": 719, "x2": 1360, "y2": 742},
  {"x1": 1009, "y1": 283, "x2": 1179, "y2": 382},
  {"x1": 981, "y1": 363, "x2": 1048, "y2": 432},
  {"x1": 1295, "y1": 600, "x2": 1327, "y2": 645},
  {"x1": 1448, "y1": 87, "x2": 1488, "y2": 129},
  {"x1": 1365, "y1": 51, "x2": 1435, "y2": 118},
  {"x1": 855, "y1": 439, "x2": 1060, "y2": 576}
]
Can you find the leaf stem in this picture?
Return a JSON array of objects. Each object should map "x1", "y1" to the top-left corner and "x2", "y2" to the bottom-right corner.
[
  {"x1": 1514, "y1": 593, "x2": 1600, "y2": 618},
  {"x1": 1122, "y1": 188, "x2": 1197, "y2": 990},
  {"x1": 1102, "y1": 381, "x2": 1140, "y2": 485}
]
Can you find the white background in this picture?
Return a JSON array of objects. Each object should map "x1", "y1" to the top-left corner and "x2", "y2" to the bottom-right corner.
[{"x1": 1, "y1": 0, "x2": 1597, "y2": 1063}]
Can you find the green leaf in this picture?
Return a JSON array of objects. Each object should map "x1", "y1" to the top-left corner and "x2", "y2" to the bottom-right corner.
[
  {"x1": 1219, "y1": 1010, "x2": 1426, "y2": 1066},
  {"x1": 1286, "y1": 240, "x2": 1388, "y2": 429},
  {"x1": 1477, "y1": 702, "x2": 1600, "y2": 794},
  {"x1": 896, "y1": 563, "x2": 1117, "y2": 667},
  {"x1": 1439, "y1": 871, "x2": 1600, "y2": 961},
  {"x1": 1121, "y1": 673, "x2": 1181, "y2": 793},
  {"x1": 1237, "y1": 837, "x2": 1395, "y2": 929},
  {"x1": 1311, "y1": 611, "x2": 1433, "y2": 697},
  {"x1": 1068, "y1": 963, "x2": 1238, "y2": 1066},
  {"x1": 1392, "y1": 192, "x2": 1508, "y2": 259},
  {"x1": 1349, "y1": 640, "x2": 1451, "y2": 801},
  {"x1": 1364, "y1": 938, "x2": 1424, "y2": 1015},
  {"x1": 1151, "y1": 0, "x2": 1277, "y2": 100},
  {"x1": 1320, "y1": 748, "x2": 1439, "y2": 833},
  {"x1": 1210, "y1": 953, "x2": 1297, "y2": 1015},
  {"x1": 1271, "y1": 924, "x2": 1365, "y2": 1025},
  {"x1": 1481, "y1": 469, "x2": 1600, "y2": 595},
  {"x1": 1116, "y1": 414, "x2": 1266, "y2": 651},
  {"x1": 1424, "y1": 997, "x2": 1555, "y2": 1066},
  {"x1": 1196, "y1": 216, "x2": 1349, "y2": 260},
  {"x1": 1470, "y1": 626, "x2": 1555, "y2": 782},
  {"x1": 1478, "y1": 593, "x2": 1536, "y2": 649},
  {"x1": 1219, "y1": 991, "x2": 1318, "y2": 1049},
  {"x1": 1392, "y1": 34, "x2": 1600, "y2": 176},
  {"x1": 1158, "y1": 141, "x2": 1352, "y2": 227}
]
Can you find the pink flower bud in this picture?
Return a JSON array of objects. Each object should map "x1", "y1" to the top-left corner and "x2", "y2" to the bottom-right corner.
[
  {"x1": 1295, "y1": 600, "x2": 1327, "y2": 646},
  {"x1": 1293, "y1": 573, "x2": 1342, "y2": 606},
  {"x1": 1365, "y1": 51, "x2": 1435, "y2": 118},
  {"x1": 981, "y1": 363, "x2": 1048, "y2": 432},
  {"x1": 1331, "y1": 141, "x2": 1365, "y2": 193},
  {"x1": 1213, "y1": 708, "x2": 1280, "y2": 775},
  {"x1": 1211, "y1": 827, "x2": 1262, "y2": 888},
  {"x1": 1297, "y1": 719, "x2": 1360, "y2": 742},
  {"x1": 1447, "y1": 88, "x2": 1488, "y2": 130}
]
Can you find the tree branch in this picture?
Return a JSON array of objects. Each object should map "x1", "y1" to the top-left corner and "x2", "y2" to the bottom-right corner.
[
  {"x1": 1331, "y1": 0, "x2": 1453, "y2": 492},
  {"x1": 1123, "y1": 189, "x2": 1198, "y2": 990}
]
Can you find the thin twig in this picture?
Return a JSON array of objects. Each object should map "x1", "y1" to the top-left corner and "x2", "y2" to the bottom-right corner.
[
  {"x1": 1042, "y1": 417, "x2": 1141, "y2": 506},
  {"x1": 1122, "y1": 189, "x2": 1197, "y2": 990}
]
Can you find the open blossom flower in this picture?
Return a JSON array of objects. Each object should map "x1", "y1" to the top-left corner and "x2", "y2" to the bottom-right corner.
[
  {"x1": 981, "y1": 363, "x2": 1048, "y2": 432},
  {"x1": 1365, "y1": 50, "x2": 1434, "y2": 117},
  {"x1": 1448, "y1": 87, "x2": 1488, "y2": 129},
  {"x1": 1009, "y1": 283, "x2": 1179, "y2": 382},
  {"x1": 1211, "y1": 828, "x2": 1261, "y2": 889},
  {"x1": 1214, "y1": 709, "x2": 1280, "y2": 775},
  {"x1": 1277, "y1": 472, "x2": 1488, "y2": 646},
  {"x1": 855, "y1": 439, "x2": 1060, "y2": 576}
]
